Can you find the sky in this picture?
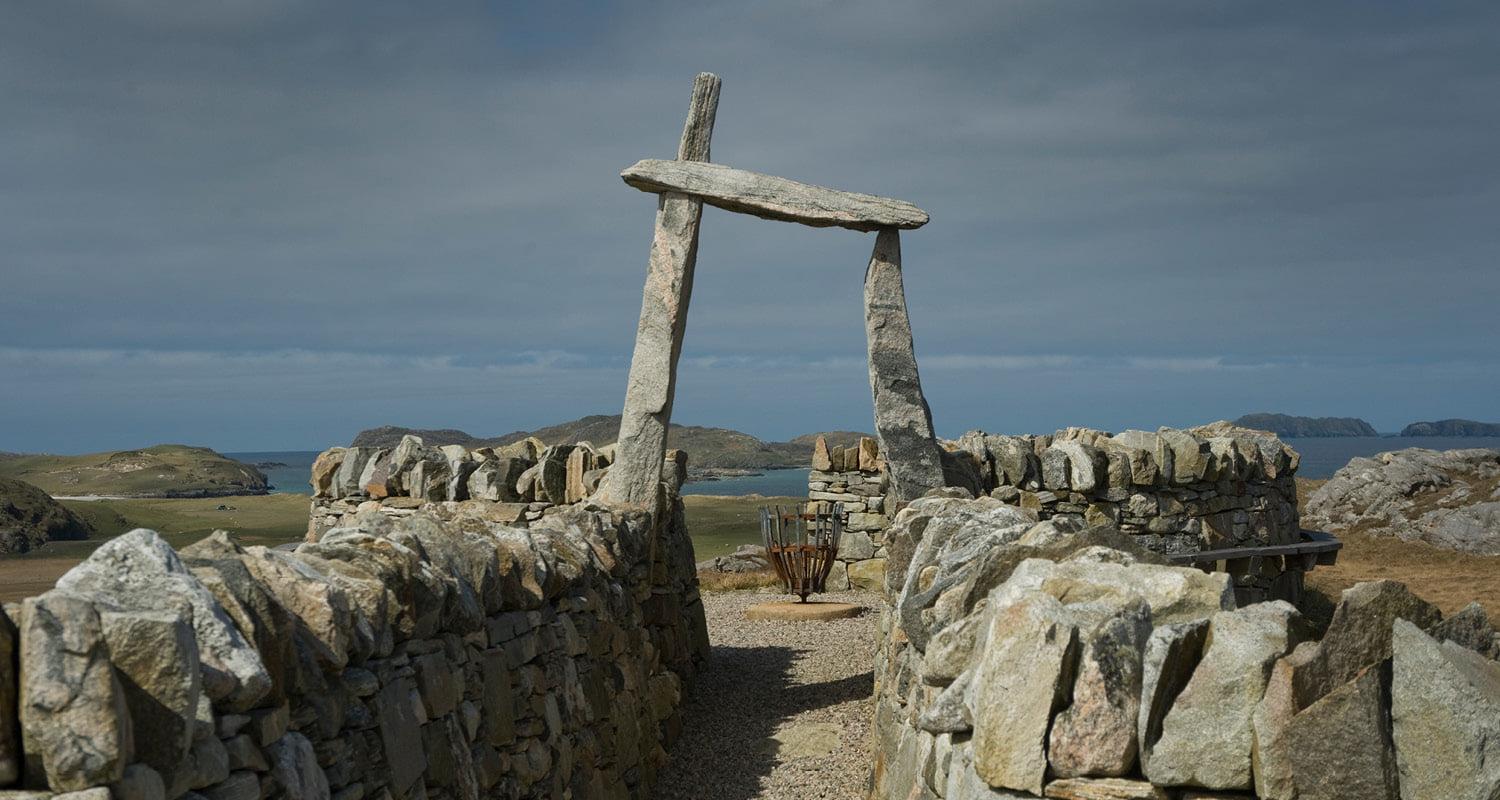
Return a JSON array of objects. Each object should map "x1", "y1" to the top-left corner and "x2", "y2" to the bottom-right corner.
[{"x1": 2, "y1": 1, "x2": 1497, "y2": 453}]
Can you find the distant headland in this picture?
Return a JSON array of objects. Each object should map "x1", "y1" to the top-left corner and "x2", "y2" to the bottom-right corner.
[
  {"x1": 1231, "y1": 413, "x2": 1379, "y2": 438},
  {"x1": 1400, "y1": 419, "x2": 1500, "y2": 437}
]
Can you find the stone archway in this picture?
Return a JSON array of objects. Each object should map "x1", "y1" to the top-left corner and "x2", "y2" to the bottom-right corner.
[{"x1": 594, "y1": 73, "x2": 947, "y2": 509}]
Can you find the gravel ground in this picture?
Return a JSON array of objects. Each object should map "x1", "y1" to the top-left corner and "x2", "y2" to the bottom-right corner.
[{"x1": 654, "y1": 589, "x2": 880, "y2": 800}]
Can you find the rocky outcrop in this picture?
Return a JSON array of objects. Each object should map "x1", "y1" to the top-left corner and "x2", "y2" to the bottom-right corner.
[
  {"x1": 1304, "y1": 447, "x2": 1500, "y2": 554},
  {"x1": 3, "y1": 496, "x2": 708, "y2": 799},
  {"x1": 695, "y1": 544, "x2": 770, "y2": 573},
  {"x1": 869, "y1": 495, "x2": 1500, "y2": 800},
  {"x1": 1400, "y1": 418, "x2": 1500, "y2": 437},
  {"x1": 0, "y1": 477, "x2": 94, "y2": 555}
]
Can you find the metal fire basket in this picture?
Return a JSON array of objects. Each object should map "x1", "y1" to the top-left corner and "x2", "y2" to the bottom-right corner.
[{"x1": 760, "y1": 503, "x2": 843, "y2": 602}]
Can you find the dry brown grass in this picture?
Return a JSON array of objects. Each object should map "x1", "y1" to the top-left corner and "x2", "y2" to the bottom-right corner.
[
  {"x1": 695, "y1": 569, "x2": 781, "y2": 593},
  {"x1": 1297, "y1": 477, "x2": 1500, "y2": 624},
  {"x1": 0, "y1": 558, "x2": 80, "y2": 606}
]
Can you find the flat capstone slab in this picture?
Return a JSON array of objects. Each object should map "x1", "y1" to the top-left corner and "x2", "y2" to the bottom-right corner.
[
  {"x1": 744, "y1": 601, "x2": 864, "y2": 621},
  {"x1": 622, "y1": 159, "x2": 929, "y2": 232}
]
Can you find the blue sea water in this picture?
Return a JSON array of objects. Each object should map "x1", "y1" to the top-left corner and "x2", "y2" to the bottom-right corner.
[
  {"x1": 225, "y1": 451, "x2": 321, "y2": 495},
  {"x1": 227, "y1": 437, "x2": 1499, "y2": 496},
  {"x1": 1280, "y1": 436, "x2": 1498, "y2": 479}
]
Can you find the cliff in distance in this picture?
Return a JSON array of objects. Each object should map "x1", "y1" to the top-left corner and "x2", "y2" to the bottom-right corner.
[
  {"x1": 1401, "y1": 419, "x2": 1500, "y2": 437},
  {"x1": 1232, "y1": 412, "x2": 1379, "y2": 437}
]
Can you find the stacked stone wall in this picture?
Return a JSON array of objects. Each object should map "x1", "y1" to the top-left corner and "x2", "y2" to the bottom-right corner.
[
  {"x1": 307, "y1": 435, "x2": 689, "y2": 539},
  {"x1": 870, "y1": 495, "x2": 1500, "y2": 800},
  {"x1": 805, "y1": 436, "x2": 891, "y2": 592},
  {"x1": 1, "y1": 489, "x2": 707, "y2": 800},
  {"x1": 810, "y1": 423, "x2": 1307, "y2": 604}
]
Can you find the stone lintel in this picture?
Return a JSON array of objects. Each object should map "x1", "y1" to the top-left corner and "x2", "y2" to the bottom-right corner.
[{"x1": 621, "y1": 159, "x2": 929, "y2": 232}]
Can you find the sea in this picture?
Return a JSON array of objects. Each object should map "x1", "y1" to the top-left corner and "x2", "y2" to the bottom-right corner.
[{"x1": 227, "y1": 436, "x2": 1499, "y2": 497}]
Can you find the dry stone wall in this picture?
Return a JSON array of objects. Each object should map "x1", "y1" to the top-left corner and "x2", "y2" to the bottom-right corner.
[
  {"x1": 1, "y1": 487, "x2": 708, "y2": 800},
  {"x1": 307, "y1": 435, "x2": 691, "y2": 540},
  {"x1": 805, "y1": 436, "x2": 891, "y2": 593},
  {"x1": 870, "y1": 495, "x2": 1500, "y2": 800},
  {"x1": 809, "y1": 423, "x2": 1307, "y2": 604}
]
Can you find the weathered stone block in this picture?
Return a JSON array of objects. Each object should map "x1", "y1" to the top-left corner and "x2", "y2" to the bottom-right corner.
[
  {"x1": 19, "y1": 592, "x2": 129, "y2": 791},
  {"x1": 0, "y1": 605, "x2": 17, "y2": 787},
  {"x1": 1145, "y1": 602, "x2": 1305, "y2": 790},
  {"x1": 972, "y1": 593, "x2": 1079, "y2": 794},
  {"x1": 1048, "y1": 600, "x2": 1150, "y2": 778},
  {"x1": 1391, "y1": 618, "x2": 1500, "y2": 800},
  {"x1": 848, "y1": 559, "x2": 887, "y2": 592}
]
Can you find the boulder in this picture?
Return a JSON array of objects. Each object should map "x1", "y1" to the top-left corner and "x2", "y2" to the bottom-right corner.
[
  {"x1": 696, "y1": 545, "x2": 770, "y2": 574},
  {"x1": 1391, "y1": 618, "x2": 1500, "y2": 800},
  {"x1": 180, "y1": 532, "x2": 297, "y2": 707},
  {"x1": 1294, "y1": 579, "x2": 1439, "y2": 707},
  {"x1": 467, "y1": 456, "x2": 529, "y2": 503},
  {"x1": 971, "y1": 592, "x2": 1079, "y2": 794},
  {"x1": 1304, "y1": 448, "x2": 1500, "y2": 554},
  {"x1": 1281, "y1": 664, "x2": 1398, "y2": 800},
  {"x1": 356, "y1": 450, "x2": 391, "y2": 499},
  {"x1": 1431, "y1": 601, "x2": 1500, "y2": 659},
  {"x1": 238, "y1": 545, "x2": 352, "y2": 670},
  {"x1": 858, "y1": 437, "x2": 881, "y2": 472},
  {"x1": 0, "y1": 606, "x2": 17, "y2": 786},
  {"x1": 111, "y1": 764, "x2": 165, "y2": 800},
  {"x1": 308, "y1": 448, "x2": 345, "y2": 497},
  {"x1": 848, "y1": 558, "x2": 887, "y2": 592},
  {"x1": 98, "y1": 607, "x2": 201, "y2": 789},
  {"x1": 53, "y1": 529, "x2": 269, "y2": 709},
  {"x1": 441, "y1": 446, "x2": 479, "y2": 502},
  {"x1": 1249, "y1": 641, "x2": 1318, "y2": 799},
  {"x1": 332, "y1": 447, "x2": 377, "y2": 498},
  {"x1": 385, "y1": 434, "x2": 428, "y2": 495},
  {"x1": 18, "y1": 592, "x2": 129, "y2": 790},
  {"x1": 811, "y1": 436, "x2": 833, "y2": 472},
  {"x1": 1156, "y1": 429, "x2": 1208, "y2": 485},
  {"x1": 1136, "y1": 620, "x2": 1209, "y2": 778},
  {"x1": 376, "y1": 677, "x2": 427, "y2": 795},
  {"x1": 1145, "y1": 602, "x2": 1305, "y2": 790},
  {"x1": 267, "y1": 732, "x2": 329, "y2": 800},
  {"x1": 1048, "y1": 600, "x2": 1151, "y2": 778}
]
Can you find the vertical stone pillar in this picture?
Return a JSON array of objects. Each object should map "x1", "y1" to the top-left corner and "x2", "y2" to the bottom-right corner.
[
  {"x1": 596, "y1": 73, "x2": 721, "y2": 507},
  {"x1": 863, "y1": 229, "x2": 946, "y2": 502}
]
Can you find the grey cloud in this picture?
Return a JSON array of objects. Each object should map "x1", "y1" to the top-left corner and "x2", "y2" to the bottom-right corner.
[{"x1": 1, "y1": 2, "x2": 1496, "y2": 451}]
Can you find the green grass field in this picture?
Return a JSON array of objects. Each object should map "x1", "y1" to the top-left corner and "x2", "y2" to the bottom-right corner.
[
  {"x1": 680, "y1": 494, "x2": 800, "y2": 559},
  {"x1": 23, "y1": 492, "x2": 782, "y2": 562},
  {"x1": 35, "y1": 493, "x2": 312, "y2": 558}
]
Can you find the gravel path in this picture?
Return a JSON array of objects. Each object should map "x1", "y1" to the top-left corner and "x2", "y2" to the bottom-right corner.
[{"x1": 654, "y1": 590, "x2": 880, "y2": 800}]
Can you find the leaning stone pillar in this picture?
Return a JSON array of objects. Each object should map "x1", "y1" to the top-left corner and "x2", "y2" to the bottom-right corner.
[
  {"x1": 596, "y1": 73, "x2": 721, "y2": 507},
  {"x1": 863, "y1": 229, "x2": 946, "y2": 502}
]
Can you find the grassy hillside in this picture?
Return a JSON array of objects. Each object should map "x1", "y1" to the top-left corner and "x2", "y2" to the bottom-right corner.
[
  {"x1": 351, "y1": 416, "x2": 873, "y2": 471},
  {"x1": 0, "y1": 444, "x2": 269, "y2": 498},
  {"x1": 0, "y1": 476, "x2": 100, "y2": 554}
]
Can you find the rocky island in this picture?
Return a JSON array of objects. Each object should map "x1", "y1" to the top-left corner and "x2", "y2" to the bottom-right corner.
[
  {"x1": 1232, "y1": 412, "x2": 1379, "y2": 438},
  {"x1": 1400, "y1": 418, "x2": 1500, "y2": 437}
]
